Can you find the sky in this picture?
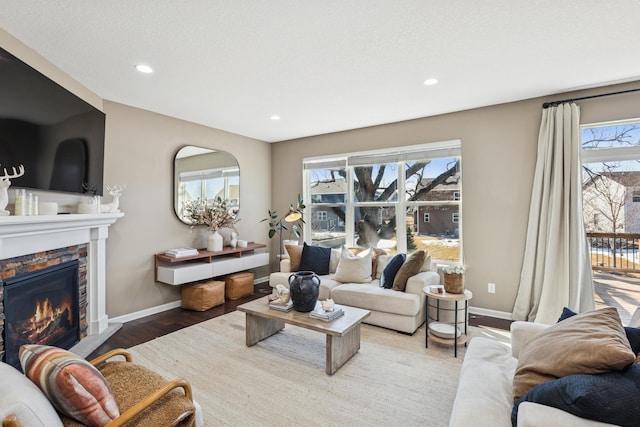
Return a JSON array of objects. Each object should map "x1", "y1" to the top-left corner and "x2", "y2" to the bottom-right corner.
[{"x1": 582, "y1": 121, "x2": 640, "y2": 173}]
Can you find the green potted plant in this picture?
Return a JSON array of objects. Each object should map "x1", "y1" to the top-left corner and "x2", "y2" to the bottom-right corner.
[{"x1": 261, "y1": 194, "x2": 306, "y2": 256}]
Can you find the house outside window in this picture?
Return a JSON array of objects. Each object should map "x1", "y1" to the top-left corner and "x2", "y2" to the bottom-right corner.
[
  {"x1": 304, "y1": 140, "x2": 462, "y2": 261},
  {"x1": 582, "y1": 120, "x2": 640, "y2": 234}
]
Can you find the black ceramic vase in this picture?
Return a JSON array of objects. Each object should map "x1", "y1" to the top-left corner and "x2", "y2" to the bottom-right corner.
[{"x1": 288, "y1": 271, "x2": 320, "y2": 312}]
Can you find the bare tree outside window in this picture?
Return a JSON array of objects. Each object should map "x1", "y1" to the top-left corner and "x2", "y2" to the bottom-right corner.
[
  {"x1": 581, "y1": 121, "x2": 640, "y2": 323},
  {"x1": 306, "y1": 154, "x2": 461, "y2": 260},
  {"x1": 582, "y1": 123, "x2": 640, "y2": 269}
]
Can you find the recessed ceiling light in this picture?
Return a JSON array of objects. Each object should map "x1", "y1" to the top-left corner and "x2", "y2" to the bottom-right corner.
[
  {"x1": 135, "y1": 64, "x2": 154, "y2": 74},
  {"x1": 270, "y1": 115, "x2": 281, "y2": 121},
  {"x1": 424, "y1": 78, "x2": 439, "y2": 86}
]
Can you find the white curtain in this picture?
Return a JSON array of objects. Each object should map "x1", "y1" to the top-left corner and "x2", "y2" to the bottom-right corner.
[{"x1": 512, "y1": 103, "x2": 594, "y2": 324}]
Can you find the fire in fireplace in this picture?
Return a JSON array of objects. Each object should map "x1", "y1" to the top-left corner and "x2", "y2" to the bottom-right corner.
[{"x1": 2, "y1": 260, "x2": 80, "y2": 369}]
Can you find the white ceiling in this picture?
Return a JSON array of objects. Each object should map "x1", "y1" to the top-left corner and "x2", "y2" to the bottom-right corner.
[{"x1": 1, "y1": 1, "x2": 640, "y2": 143}]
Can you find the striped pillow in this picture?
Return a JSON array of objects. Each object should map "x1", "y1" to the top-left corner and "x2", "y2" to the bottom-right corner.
[{"x1": 19, "y1": 345, "x2": 120, "y2": 427}]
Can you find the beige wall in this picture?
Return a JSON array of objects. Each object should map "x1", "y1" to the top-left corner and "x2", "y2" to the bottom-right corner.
[
  {"x1": 103, "y1": 101, "x2": 270, "y2": 317},
  {"x1": 1, "y1": 29, "x2": 272, "y2": 318},
  {"x1": 271, "y1": 82, "x2": 640, "y2": 315}
]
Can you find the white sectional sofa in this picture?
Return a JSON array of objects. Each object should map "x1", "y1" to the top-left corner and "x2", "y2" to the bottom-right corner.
[
  {"x1": 450, "y1": 321, "x2": 620, "y2": 427},
  {"x1": 269, "y1": 255, "x2": 440, "y2": 334}
]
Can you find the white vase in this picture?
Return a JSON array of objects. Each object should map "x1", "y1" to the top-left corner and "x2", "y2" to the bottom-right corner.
[
  {"x1": 207, "y1": 230, "x2": 224, "y2": 252},
  {"x1": 230, "y1": 232, "x2": 238, "y2": 248}
]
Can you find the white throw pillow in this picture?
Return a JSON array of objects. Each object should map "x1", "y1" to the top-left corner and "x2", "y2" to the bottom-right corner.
[
  {"x1": 333, "y1": 247, "x2": 372, "y2": 283},
  {"x1": 420, "y1": 254, "x2": 432, "y2": 272},
  {"x1": 329, "y1": 248, "x2": 341, "y2": 273},
  {"x1": 376, "y1": 254, "x2": 391, "y2": 279}
]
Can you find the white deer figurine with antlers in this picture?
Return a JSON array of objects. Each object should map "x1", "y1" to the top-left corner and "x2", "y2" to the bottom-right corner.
[
  {"x1": 100, "y1": 184, "x2": 126, "y2": 213},
  {"x1": 0, "y1": 164, "x2": 25, "y2": 215}
]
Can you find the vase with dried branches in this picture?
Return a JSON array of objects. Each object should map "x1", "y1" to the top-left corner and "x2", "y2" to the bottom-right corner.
[{"x1": 183, "y1": 197, "x2": 239, "y2": 251}]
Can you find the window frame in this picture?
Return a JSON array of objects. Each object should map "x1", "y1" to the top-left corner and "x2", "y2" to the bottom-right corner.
[
  {"x1": 581, "y1": 118, "x2": 640, "y2": 234},
  {"x1": 303, "y1": 140, "x2": 462, "y2": 260}
]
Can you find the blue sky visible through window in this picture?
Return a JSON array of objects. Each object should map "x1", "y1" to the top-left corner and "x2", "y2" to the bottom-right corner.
[
  {"x1": 582, "y1": 123, "x2": 640, "y2": 149},
  {"x1": 582, "y1": 122, "x2": 640, "y2": 173},
  {"x1": 310, "y1": 158, "x2": 458, "y2": 196},
  {"x1": 405, "y1": 158, "x2": 458, "y2": 201}
]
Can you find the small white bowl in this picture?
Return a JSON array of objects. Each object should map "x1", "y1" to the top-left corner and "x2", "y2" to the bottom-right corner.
[{"x1": 38, "y1": 202, "x2": 58, "y2": 215}]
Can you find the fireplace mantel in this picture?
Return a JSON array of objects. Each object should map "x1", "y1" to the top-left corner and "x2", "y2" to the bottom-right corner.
[{"x1": 0, "y1": 213, "x2": 124, "y2": 335}]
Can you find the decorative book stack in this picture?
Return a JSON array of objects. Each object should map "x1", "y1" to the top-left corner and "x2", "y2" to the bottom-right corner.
[
  {"x1": 164, "y1": 247, "x2": 199, "y2": 258},
  {"x1": 309, "y1": 304, "x2": 344, "y2": 321},
  {"x1": 269, "y1": 300, "x2": 294, "y2": 312}
]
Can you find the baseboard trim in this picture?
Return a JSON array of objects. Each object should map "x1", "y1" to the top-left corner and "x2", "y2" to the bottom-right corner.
[
  {"x1": 254, "y1": 275, "x2": 269, "y2": 284},
  {"x1": 111, "y1": 275, "x2": 271, "y2": 324},
  {"x1": 110, "y1": 300, "x2": 182, "y2": 324},
  {"x1": 469, "y1": 306, "x2": 512, "y2": 320}
]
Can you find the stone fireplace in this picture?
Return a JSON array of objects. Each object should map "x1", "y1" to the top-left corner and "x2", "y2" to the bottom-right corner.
[
  {"x1": 1, "y1": 250, "x2": 84, "y2": 367},
  {"x1": 0, "y1": 213, "x2": 123, "y2": 364}
]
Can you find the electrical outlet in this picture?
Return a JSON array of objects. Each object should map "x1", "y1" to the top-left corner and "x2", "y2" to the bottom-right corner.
[{"x1": 488, "y1": 282, "x2": 496, "y2": 294}]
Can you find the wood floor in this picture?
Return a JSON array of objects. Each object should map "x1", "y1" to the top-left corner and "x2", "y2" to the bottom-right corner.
[{"x1": 88, "y1": 282, "x2": 511, "y2": 359}]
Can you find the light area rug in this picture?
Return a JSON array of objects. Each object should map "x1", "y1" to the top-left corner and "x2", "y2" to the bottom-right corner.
[{"x1": 128, "y1": 311, "x2": 510, "y2": 427}]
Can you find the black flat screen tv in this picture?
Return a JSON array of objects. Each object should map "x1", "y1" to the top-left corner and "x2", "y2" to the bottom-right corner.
[{"x1": 0, "y1": 47, "x2": 105, "y2": 196}]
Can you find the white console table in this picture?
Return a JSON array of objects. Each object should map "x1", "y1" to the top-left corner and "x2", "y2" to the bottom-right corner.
[{"x1": 154, "y1": 243, "x2": 268, "y2": 285}]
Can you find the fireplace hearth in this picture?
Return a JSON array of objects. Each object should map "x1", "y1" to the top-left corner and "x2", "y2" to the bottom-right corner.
[{"x1": 2, "y1": 260, "x2": 80, "y2": 369}]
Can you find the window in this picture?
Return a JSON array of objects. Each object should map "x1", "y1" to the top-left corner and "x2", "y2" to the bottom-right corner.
[
  {"x1": 581, "y1": 119, "x2": 640, "y2": 316},
  {"x1": 452, "y1": 213, "x2": 459, "y2": 223},
  {"x1": 582, "y1": 120, "x2": 640, "y2": 235},
  {"x1": 304, "y1": 140, "x2": 462, "y2": 261}
]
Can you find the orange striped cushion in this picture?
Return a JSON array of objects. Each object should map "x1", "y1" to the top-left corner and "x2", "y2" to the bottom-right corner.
[{"x1": 19, "y1": 345, "x2": 120, "y2": 427}]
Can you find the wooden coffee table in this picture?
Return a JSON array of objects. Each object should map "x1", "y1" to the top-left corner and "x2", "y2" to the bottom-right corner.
[{"x1": 237, "y1": 297, "x2": 371, "y2": 375}]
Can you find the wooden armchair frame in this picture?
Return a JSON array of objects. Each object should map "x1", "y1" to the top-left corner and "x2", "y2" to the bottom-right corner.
[{"x1": 2, "y1": 348, "x2": 195, "y2": 427}]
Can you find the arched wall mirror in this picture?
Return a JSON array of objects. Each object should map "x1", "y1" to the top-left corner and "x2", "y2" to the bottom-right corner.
[{"x1": 173, "y1": 146, "x2": 240, "y2": 223}]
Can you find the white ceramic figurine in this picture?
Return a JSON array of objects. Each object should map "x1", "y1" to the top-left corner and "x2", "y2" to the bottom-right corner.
[
  {"x1": 0, "y1": 164, "x2": 25, "y2": 215},
  {"x1": 100, "y1": 184, "x2": 126, "y2": 213}
]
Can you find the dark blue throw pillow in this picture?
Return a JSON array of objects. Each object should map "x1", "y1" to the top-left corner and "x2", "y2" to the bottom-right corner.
[
  {"x1": 380, "y1": 253, "x2": 406, "y2": 289},
  {"x1": 625, "y1": 326, "x2": 640, "y2": 355},
  {"x1": 557, "y1": 306, "x2": 577, "y2": 322},
  {"x1": 511, "y1": 364, "x2": 640, "y2": 427},
  {"x1": 558, "y1": 307, "x2": 640, "y2": 355},
  {"x1": 298, "y1": 243, "x2": 331, "y2": 275}
]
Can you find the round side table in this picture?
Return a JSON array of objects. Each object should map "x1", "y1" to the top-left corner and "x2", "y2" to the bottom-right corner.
[{"x1": 423, "y1": 286, "x2": 473, "y2": 357}]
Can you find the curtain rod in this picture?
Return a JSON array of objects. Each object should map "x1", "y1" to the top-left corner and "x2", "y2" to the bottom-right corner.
[{"x1": 542, "y1": 87, "x2": 640, "y2": 109}]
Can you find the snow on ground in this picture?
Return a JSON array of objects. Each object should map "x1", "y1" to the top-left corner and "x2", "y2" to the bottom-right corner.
[{"x1": 421, "y1": 239, "x2": 459, "y2": 248}]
